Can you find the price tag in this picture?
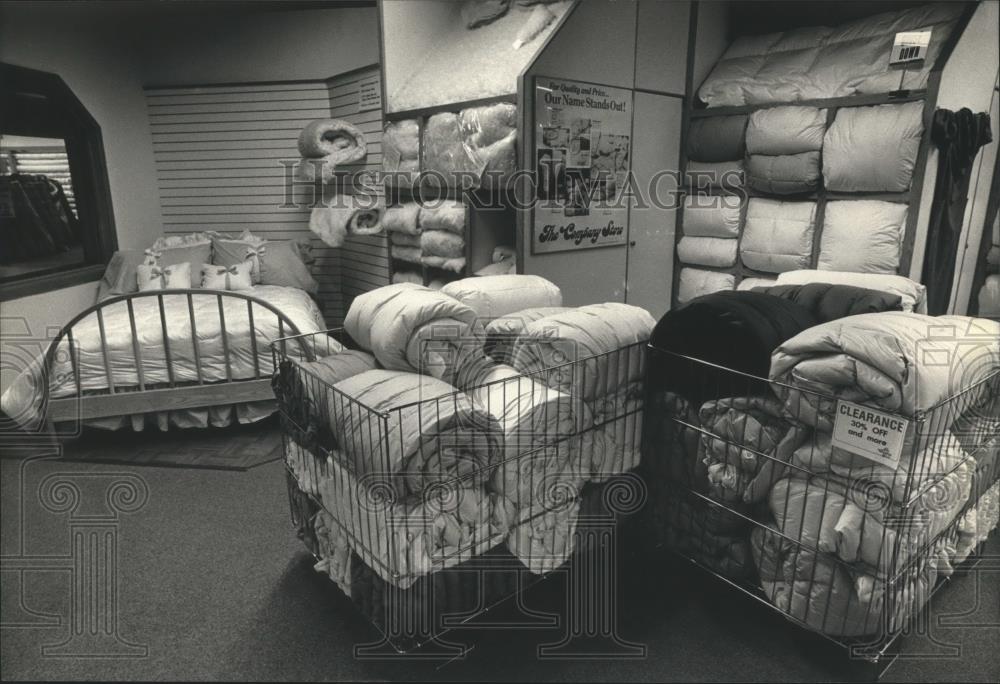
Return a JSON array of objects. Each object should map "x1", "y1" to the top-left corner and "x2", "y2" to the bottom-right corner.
[{"x1": 831, "y1": 400, "x2": 909, "y2": 469}]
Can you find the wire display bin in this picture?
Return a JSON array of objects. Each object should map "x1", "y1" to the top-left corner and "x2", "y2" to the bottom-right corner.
[
  {"x1": 271, "y1": 328, "x2": 647, "y2": 651},
  {"x1": 643, "y1": 345, "x2": 1000, "y2": 666}
]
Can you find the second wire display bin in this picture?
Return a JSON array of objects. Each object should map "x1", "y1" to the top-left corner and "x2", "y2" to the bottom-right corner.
[
  {"x1": 643, "y1": 345, "x2": 1000, "y2": 664},
  {"x1": 271, "y1": 329, "x2": 647, "y2": 649}
]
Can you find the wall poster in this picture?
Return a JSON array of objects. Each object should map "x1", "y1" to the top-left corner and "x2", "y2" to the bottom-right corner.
[{"x1": 531, "y1": 77, "x2": 633, "y2": 254}]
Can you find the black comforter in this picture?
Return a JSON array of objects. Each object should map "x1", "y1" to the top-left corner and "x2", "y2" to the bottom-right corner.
[
  {"x1": 754, "y1": 283, "x2": 903, "y2": 323},
  {"x1": 649, "y1": 291, "x2": 817, "y2": 405}
]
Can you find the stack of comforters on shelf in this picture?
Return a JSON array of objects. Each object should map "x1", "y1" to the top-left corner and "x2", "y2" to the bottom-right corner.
[
  {"x1": 281, "y1": 275, "x2": 655, "y2": 588},
  {"x1": 648, "y1": 287, "x2": 1000, "y2": 637}
]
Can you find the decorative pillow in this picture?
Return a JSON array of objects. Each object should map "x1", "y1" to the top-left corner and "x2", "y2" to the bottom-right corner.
[
  {"x1": 201, "y1": 262, "x2": 254, "y2": 291},
  {"x1": 137, "y1": 262, "x2": 191, "y2": 291},
  {"x1": 212, "y1": 237, "x2": 264, "y2": 283},
  {"x1": 96, "y1": 249, "x2": 147, "y2": 300},
  {"x1": 257, "y1": 240, "x2": 319, "y2": 293},
  {"x1": 147, "y1": 243, "x2": 211, "y2": 287}
]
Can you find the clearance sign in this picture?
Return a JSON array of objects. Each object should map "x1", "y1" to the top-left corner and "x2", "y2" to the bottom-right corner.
[{"x1": 831, "y1": 400, "x2": 909, "y2": 469}]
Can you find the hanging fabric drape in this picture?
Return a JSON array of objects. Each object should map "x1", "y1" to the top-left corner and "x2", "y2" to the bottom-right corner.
[{"x1": 921, "y1": 108, "x2": 993, "y2": 315}]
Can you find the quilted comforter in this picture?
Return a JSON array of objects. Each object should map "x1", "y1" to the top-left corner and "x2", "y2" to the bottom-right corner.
[{"x1": 328, "y1": 369, "x2": 502, "y2": 497}]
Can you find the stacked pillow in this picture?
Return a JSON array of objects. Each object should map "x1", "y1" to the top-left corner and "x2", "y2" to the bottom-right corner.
[{"x1": 96, "y1": 230, "x2": 319, "y2": 301}]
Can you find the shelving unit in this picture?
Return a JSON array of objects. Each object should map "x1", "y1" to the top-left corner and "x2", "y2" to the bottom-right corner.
[{"x1": 671, "y1": 1, "x2": 999, "y2": 310}]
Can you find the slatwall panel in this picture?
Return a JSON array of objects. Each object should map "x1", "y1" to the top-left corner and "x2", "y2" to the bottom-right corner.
[
  {"x1": 328, "y1": 67, "x2": 391, "y2": 309},
  {"x1": 145, "y1": 80, "x2": 344, "y2": 324}
]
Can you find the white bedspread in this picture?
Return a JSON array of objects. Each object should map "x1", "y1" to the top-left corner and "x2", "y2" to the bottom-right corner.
[{"x1": 2, "y1": 285, "x2": 335, "y2": 429}]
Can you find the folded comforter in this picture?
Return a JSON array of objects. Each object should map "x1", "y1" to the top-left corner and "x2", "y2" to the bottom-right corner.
[
  {"x1": 698, "y1": 395, "x2": 807, "y2": 508},
  {"x1": 510, "y1": 303, "x2": 655, "y2": 402},
  {"x1": 344, "y1": 283, "x2": 483, "y2": 382},
  {"x1": 442, "y1": 275, "x2": 562, "y2": 321},
  {"x1": 328, "y1": 369, "x2": 502, "y2": 497},
  {"x1": 746, "y1": 151, "x2": 821, "y2": 195},
  {"x1": 649, "y1": 290, "x2": 817, "y2": 406},
  {"x1": 753, "y1": 459, "x2": 971, "y2": 637},
  {"x1": 769, "y1": 313, "x2": 1000, "y2": 433}
]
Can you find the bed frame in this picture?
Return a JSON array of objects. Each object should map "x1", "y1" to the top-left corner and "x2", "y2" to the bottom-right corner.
[{"x1": 39, "y1": 289, "x2": 315, "y2": 427}]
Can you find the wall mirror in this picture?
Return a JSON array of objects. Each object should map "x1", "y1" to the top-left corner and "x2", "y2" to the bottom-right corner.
[{"x1": 0, "y1": 62, "x2": 117, "y2": 300}]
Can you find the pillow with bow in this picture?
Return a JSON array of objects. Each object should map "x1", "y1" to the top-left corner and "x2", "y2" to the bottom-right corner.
[
  {"x1": 136, "y1": 262, "x2": 191, "y2": 291},
  {"x1": 201, "y1": 261, "x2": 254, "y2": 291},
  {"x1": 145, "y1": 243, "x2": 210, "y2": 288},
  {"x1": 212, "y1": 237, "x2": 265, "y2": 283}
]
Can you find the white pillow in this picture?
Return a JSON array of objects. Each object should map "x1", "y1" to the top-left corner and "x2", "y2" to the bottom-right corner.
[
  {"x1": 201, "y1": 262, "x2": 254, "y2": 291},
  {"x1": 775, "y1": 269, "x2": 927, "y2": 313},
  {"x1": 137, "y1": 262, "x2": 191, "y2": 291}
]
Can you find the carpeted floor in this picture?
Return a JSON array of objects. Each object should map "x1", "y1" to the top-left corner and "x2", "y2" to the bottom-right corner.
[{"x1": 1, "y1": 453, "x2": 997, "y2": 682}]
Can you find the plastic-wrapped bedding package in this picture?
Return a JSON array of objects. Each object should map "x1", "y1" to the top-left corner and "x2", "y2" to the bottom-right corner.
[
  {"x1": 423, "y1": 103, "x2": 518, "y2": 186},
  {"x1": 676, "y1": 268, "x2": 736, "y2": 303},
  {"x1": 686, "y1": 115, "x2": 747, "y2": 162},
  {"x1": 746, "y1": 151, "x2": 821, "y2": 195},
  {"x1": 739, "y1": 199, "x2": 816, "y2": 273},
  {"x1": 685, "y1": 160, "x2": 744, "y2": 190},
  {"x1": 460, "y1": 102, "x2": 518, "y2": 182},
  {"x1": 676, "y1": 236, "x2": 738, "y2": 268},
  {"x1": 775, "y1": 269, "x2": 928, "y2": 313},
  {"x1": 441, "y1": 274, "x2": 562, "y2": 321},
  {"x1": 823, "y1": 101, "x2": 924, "y2": 192},
  {"x1": 383, "y1": 203, "x2": 421, "y2": 235},
  {"x1": 745, "y1": 106, "x2": 826, "y2": 156},
  {"x1": 818, "y1": 200, "x2": 907, "y2": 274},
  {"x1": 419, "y1": 200, "x2": 466, "y2": 235},
  {"x1": 682, "y1": 194, "x2": 742, "y2": 238},
  {"x1": 382, "y1": 119, "x2": 420, "y2": 176},
  {"x1": 696, "y1": 3, "x2": 964, "y2": 107}
]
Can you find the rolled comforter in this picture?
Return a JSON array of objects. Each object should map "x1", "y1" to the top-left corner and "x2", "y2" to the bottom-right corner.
[
  {"x1": 649, "y1": 290, "x2": 817, "y2": 406},
  {"x1": 484, "y1": 305, "x2": 573, "y2": 363},
  {"x1": 344, "y1": 283, "x2": 483, "y2": 382},
  {"x1": 291, "y1": 440, "x2": 511, "y2": 589},
  {"x1": 506, "y1": 496, "x2": 581, "y2": 575},
  {"x1": 510, "y1": 303, "x2": 655, "y2": 402},
  {"x1": 298, "y1": 119, "x2": 367, "y2": 164},
  {"x1": 328, "y1": 369, "x2": 503, "y2": 497},
  {"x1": 769, "y1": 313, "x2": 1000, "y2": 433},
  {"x1": 471, "y1": 364, "x2": 590, "y2": 509},
  {"x1": 309, "y1": 202, "x2": 383, "y2": 247},
  {"x1": 586, "y1": 382, "x2": 644, "y2": 481}
]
